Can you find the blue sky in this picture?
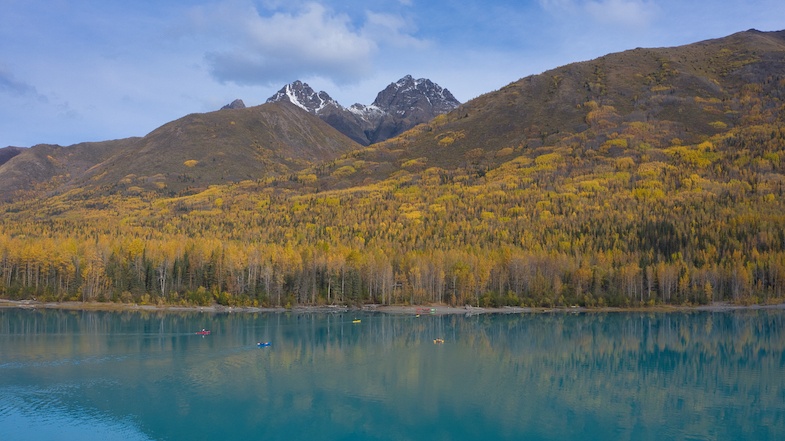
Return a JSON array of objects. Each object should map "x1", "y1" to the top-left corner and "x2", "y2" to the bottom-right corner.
[{"x1": 2, "y1": 0, "x2": 784, "y2": 147}]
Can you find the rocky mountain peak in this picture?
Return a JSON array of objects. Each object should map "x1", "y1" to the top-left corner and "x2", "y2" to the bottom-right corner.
[
  {"x1": 262, "y1": 75, "x2": 460, "y2": 146},
  {"x1": 221, "y1": 99, "x2": 246, "y2": 110},
  {"x1": 266, "y1": 81, "x2": 341, "y2": 114},
  {"x1": 372, "y1": 75, "x2": 460, "y2": 116}
]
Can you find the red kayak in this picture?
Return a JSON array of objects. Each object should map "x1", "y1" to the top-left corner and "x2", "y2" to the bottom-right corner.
[{"x1": 196, "y1": 329, "x2": 211, "y2": 335}]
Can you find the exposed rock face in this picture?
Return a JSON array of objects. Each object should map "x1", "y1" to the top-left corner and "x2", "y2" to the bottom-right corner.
[
  {"x1": 372, "y1": 75, "x2": 460, "y2": 118},
  {"x1": 265, "y1": 81, "x2": 370, "y2": 144},
  {"x1": 361, "y1": 75, "x2": 461, "y2": 143},
  {"x1": 221, "y1": 99, "x2": 246, "y2": 110},
  {"x1": 266, "y1": 81, "x2": 340, "y2": 114},
  {"x1": 265, "y1": 76, "x2": 460, "y2": 145}
]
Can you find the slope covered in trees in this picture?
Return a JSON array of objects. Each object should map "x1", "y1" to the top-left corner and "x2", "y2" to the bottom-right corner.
[{"x1": 1, "y1": 30, "x2": 784, "y2": 308}]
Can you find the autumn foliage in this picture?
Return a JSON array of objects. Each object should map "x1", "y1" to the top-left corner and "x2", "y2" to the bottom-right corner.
[
  {"x1": 2, "y1": 31, "x2": 785, "y2": 308},
  {"x1": 2, "y1": 118, "x2": 785, "y2": 308}
]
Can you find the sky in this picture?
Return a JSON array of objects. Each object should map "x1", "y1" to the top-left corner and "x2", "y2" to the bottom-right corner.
[{"x1": 2, "y1": 0, "x2": 785, "y2": 147}]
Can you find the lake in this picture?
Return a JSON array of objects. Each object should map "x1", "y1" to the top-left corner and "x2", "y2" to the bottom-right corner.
[{"x1": 1, "y1": 307, "x2": 783, "y2": 440}]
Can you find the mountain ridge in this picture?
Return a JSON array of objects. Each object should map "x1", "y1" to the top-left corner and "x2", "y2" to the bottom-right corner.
[
  {"x1": 1, "y1": 29, "x2": 785, "y2": 308},
  {"x1": 304, "y1": 28, "x2": 785, "y2": 189},
  {"x1": 2, "y1": 29, "x2": 784, "y2": 201},
  {"x1": 0, "y1": 102, "x2": 360, "y2": 200},
  {"x1": 262, "y1": 75, "x2": 460, "y2": 145}
]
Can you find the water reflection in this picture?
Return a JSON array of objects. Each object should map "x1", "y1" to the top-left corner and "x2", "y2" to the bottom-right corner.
[{"x1": 1, "y1": 309, "x2": 784, "y2": 440}]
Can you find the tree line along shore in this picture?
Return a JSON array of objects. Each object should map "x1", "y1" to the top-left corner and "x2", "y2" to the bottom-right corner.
[{"x1": 2, "y1": 124, "x2": 785, "y2": 309}]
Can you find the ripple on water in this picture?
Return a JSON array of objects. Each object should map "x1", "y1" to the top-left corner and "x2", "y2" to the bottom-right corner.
[
  {"x1": 0, "y1": 354, "x2": 132, "y2": 370},
  {"x1": 1, "y1": 384, "x2": 152, "y2": 441}
]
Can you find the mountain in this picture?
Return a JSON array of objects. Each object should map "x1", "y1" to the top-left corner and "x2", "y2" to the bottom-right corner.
[
  {"x1": 2, "y1": 29, "x2": 785, "y2": 308},
  {"x1": 263, "y1": 81, "x2": 371, "y2": 145},
  {"x1": 0, "y1": 102, "x2": 359, "y2": 200},
  {"x1": 0, "y1": 146, "x2": 24, "y2": 167},
  {"x1": 4, "y1": 30, "x2": 783, "y2": 200},
  {"x1": 265, "y1": 80, "x2": 342, "y2": 114},
  {"x1": 221, "y1": 99, "x2": 246, "y2": 110},
  {"x1": 367, "y1": 75, "x2": 461, "y2": 132},
  {"x1": 4, "y1": 30, "x2": 783, "y2": 201},
  {"x1": 266, "y1": 75, "x2": 460, "y2": 145},
  {"x1": 308, "y1": 29, "x2": 785, "y2": 188},
  {"x1": 0, "y1": 140, "x2": 135, "y2": 201},
  {"x1": 81, "y1": 101, "x2": 361, "y2": 194}
]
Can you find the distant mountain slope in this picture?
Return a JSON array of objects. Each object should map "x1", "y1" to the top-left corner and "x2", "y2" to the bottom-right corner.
[
  {"x1": 4, "y1": 30, "x2": 784, "y2": 201},
  {"x1": 0, "y1": 139, "x2": 136, "y2": 201},
  {"x1": 78, "y1": 102, "x2": 361, "y2": 195},
  {"x1": 311, "y1": 29, "x2": 785, "y2": 188},
  {"x1": 221, "y1": 99, "x2": 246, "y2": 110},
  {"x1": 265, "y1": 75, "x2": 460, "y2": 145},
  {"x1": 0, "y1": 102, "x2": 360, "y2": 200},
  {"x1": 0, "y1": 147, "x2": 24, "y2": 167}
]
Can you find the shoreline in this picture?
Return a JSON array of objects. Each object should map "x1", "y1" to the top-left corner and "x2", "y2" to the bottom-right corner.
[{"x1": 2, "y1": 299, "x2": 784, "y2": 315}]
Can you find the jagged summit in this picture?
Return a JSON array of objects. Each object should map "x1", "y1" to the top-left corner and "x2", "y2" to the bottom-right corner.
[
  {"x1": 266, "y1": 81, "x2": 341, "y2": 114},
  {"x1": 372, "y1": 75, "x2": 460, "y2": 116},
  {"x1": 221, "y1": 99, "x2": 246, "y2": 110},
  {"x1": 264, "y1": 75, "x2": 461, "y2": 145}
]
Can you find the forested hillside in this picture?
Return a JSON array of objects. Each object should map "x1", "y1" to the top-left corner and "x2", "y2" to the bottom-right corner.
[{"x1": 1, "y1": 30, "x2": 784, "y2": 308}]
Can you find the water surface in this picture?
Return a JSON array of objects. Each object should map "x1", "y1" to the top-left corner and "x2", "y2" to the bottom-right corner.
[{"x1": 1, "y1": 308, "x2": 783, "y2": 440}]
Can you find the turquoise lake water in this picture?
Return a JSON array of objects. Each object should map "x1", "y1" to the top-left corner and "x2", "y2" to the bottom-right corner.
[{"x1": 1, "y1": 308, "x2": 783, "y2": 440}]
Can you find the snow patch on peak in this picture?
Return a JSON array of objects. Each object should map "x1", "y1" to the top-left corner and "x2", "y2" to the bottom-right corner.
[
  {"x1": 348, "y1": 103, "x2": 384, "y2": 122},
  {"x1": 265, "y1": 75, "x2": 460, "y2": 145},
  {"x1": 267, "y1": 81, "x2": 342, "y2": 115},
  {"x1": 396, "y1": 74, "x2": 415, "y2": 87},
  {"x1": 284, "y1": 83, "x2": 310, "y2": 112},
  {"x1": 349, "y1": 103, "x2": 382, "y2": 113}
]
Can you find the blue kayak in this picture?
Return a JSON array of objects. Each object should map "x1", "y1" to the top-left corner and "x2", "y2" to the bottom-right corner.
[{"x1": 257, "y1": 342, "x2": 271, "y2": 347}]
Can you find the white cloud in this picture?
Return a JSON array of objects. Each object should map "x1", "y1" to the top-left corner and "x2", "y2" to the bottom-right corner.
[
  {"x1": 538, "y1": 0, "x2": 580, "y2": 13},
  {"x1": 585, "y1": 0, "x2": 659, "y2": 27},
  {"x1": 362, "y1": 11, "x2": 429, "y2": 49},
  {"x1": 539, "y1": 0, "x2": 659, "y2": 27},
  {"x1": 190, "y1": 1, "x2": 427, "y2": 87}
]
